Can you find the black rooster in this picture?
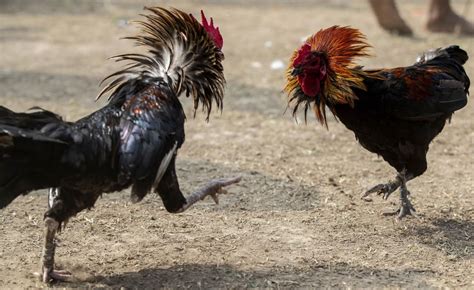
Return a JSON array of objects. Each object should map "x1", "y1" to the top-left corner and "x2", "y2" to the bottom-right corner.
[
  {"x1": 285, "y1": 26, "x2": 469, "y2": 219},
  {"x1": 0, "y1": 7, "x2": 240, "y2": 282}
]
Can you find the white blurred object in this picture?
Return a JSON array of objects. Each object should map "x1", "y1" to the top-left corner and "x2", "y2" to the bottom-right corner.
[
  {"x1": 270, "y1": 59, "x2": 285, "y2": 70},
  {"x1": 300, "y1": 35, "x2": 310, "y2": 42},
  {"x1": 117, "y1": 19, "x2": 129, "y2": 28},
  {"x1": 250, "y1": 61, "x2": 262, "y2": 68},
  {"x1": 264, "y1": 41, "x2": 273, "y2": 48}
]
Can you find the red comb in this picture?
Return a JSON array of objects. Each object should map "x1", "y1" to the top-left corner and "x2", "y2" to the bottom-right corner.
[
  {"x1": 199, "y1": 10, "x2": 223, "y2": 49},
  {"x1": 293, "y1": 44, "x2": 312, "y2": 67}
]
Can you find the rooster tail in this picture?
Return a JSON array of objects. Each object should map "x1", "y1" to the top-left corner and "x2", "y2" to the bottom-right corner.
[
  {"x1": 0, "y1": 108, "x2": 67, "y2": 208},
  {"x1": 417, "y1": 45, "x2": 470, "y2": 96},
  {"x1": 98, "y1": 7, "x2": 225, "y2": 119},
  {"x1": 417, "y1": 45, "x2": 469, "y2": 65}
]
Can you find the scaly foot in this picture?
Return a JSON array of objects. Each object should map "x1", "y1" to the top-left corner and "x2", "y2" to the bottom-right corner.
[
  {"x1": 40, "y1": 217, "x2": 74, "y2": 283},
  {"x1": 41, "y1": 268, "x2": 73, "y2": 283},
  {"x1": 201, "y1": 176, "x2": 241, "y2": 204},
  {"x1": 383, "y1": 198, "x2": 416, "y2": 219},
  {"x1": 383, "y1": 186, "x2": 417, "y2": 219},
  {"x1": 362, "y1": 179, "x2": 401, "y2": 201},
  {"x1": 177, "y1": 176, "x2": 241, "y2": 212}
]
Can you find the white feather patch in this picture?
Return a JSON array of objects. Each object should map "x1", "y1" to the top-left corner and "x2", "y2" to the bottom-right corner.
[
  {"x1": 48, "y1": 188, "x2": 60, "y2": 209},
  {"x1": 153, "y1": 142, "x2": 178, "y2": 188}
]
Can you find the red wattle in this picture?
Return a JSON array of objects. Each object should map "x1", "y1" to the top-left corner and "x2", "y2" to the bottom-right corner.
[{"x1": 299, "y1": 74, "x2": 321, "y2": 97}]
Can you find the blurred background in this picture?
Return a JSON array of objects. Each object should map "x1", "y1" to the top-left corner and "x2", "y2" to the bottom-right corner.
[{"x1": 0, "y1": 0, "x2": 472, "y2": 288}]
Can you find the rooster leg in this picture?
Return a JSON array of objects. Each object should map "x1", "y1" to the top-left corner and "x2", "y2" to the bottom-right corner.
[
  {"x1": 176, "y1": 176, "x2": 241, "y2": 212},
  {"x1": 41, "y1": 217, "x2": 72, "y2": 283},
  {"x1": 397, "y1": 181, "x2": 416, "y2": 219},
  {"x1": 383, "y1": 170, "x2": 416, "y2": 219},
  {"x1": 39, "y1": 187, "x2": 99, "y2": 282}
]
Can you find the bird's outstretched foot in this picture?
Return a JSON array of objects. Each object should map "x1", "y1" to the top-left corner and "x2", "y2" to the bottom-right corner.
[
  {"x1": 177, "y1": 176, "x2": 241, "y2": 212},
  {"x1": 199, "y1": 176, "x2": 242, "y2": 204},
  {"x1": 362, "y1": 179, "x2": 401, "y2": 201}
]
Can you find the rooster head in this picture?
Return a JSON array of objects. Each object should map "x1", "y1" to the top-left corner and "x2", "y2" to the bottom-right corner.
[
  {"x1": 290, "y1": 44, "x2": 327, "y2": 97},
  {"x1": 284, "y1": 26, "x2": 370, "y2": 126}
]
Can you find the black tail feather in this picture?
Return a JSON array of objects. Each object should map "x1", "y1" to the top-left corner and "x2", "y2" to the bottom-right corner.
[
  {"x1": 0, "y1": 111, "x2": 67, "y2": 209},
  {"x1": 442, "y1": 45, "x2": 469, "y2": 65},
  {"x1": 417, "y1": 45, "x2": 469, "y2": 65},
  {"x1": 0, "y1": 106, "x2": 63, "y2": 129}
]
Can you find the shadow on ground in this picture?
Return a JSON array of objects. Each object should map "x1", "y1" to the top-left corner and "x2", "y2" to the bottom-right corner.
[
  {"x1": 413, "y1": 217, "x2": 473, "y2": 259},
  {"x1": 174, "y1": 158, "x2": 321, "y2": 212},
  {"x1": 64, "y1": 262, "x2": 436, "y2": 288}
]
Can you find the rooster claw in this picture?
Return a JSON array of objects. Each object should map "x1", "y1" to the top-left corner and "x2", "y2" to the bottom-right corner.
[
  {"x1": 210, "y1": 193, "x2": 219, "y2": 204},
  {"x1": 362, "y1": 181, "x2": 400, "y2": 200},
  {"x1": 383, "y1": 203, "x2": 417, "y2": 219},
  {"x1": 178, "y1": 176, "x2": 241, "y2": 212},
  {"x1": 48, "y1": 269, "x2": 73, "y2": 283},
  {"x1": 35, "y1": 268, "x2": 73, "y2": 283},
  {"x1": 383, "y1": 188, "x2": 417, "y2": 219},
  {"x1": 206, "y1": 177, "x2": 240, "y2": 204},
  {"x1": 214, "y1": 176, "x2": 242, "y2": 187},
  {"x1": 209, "y1": 188, "x2": 230, "y2": 204}
]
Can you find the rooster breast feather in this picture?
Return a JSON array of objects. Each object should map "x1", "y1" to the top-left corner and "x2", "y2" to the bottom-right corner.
[{"x1": 117, "y1": 84, "x2": 185, "y2": 203}]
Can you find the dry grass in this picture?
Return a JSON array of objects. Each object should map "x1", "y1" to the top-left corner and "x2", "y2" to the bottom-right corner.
[{"x1": 0, "y1": 0, "x2": 472, "y2": 288}]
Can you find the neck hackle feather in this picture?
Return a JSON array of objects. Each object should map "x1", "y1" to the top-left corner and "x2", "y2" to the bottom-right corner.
[
  {"x1": 285, "y1": 26, "x2": 371, "y2": 126},
  {"x1": 98, "y1": 7, "x2": 225, "y2": 119}
]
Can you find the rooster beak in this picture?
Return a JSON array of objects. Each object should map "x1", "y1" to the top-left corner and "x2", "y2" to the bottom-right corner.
[{"x1": 291, "y1": 67, "x2": 302, "y2": 76}]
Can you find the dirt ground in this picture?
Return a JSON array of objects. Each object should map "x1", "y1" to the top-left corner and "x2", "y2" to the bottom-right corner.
[{"x1": 0, "y1": 0, "x2": 472, "y2": 288}]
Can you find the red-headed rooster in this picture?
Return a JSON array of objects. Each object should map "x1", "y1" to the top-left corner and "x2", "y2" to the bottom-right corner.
[
  {"x1": 0, "y1": 7, "x2": 240, "y2": 282},
  {"x1": 285, "y1": 26, "x2": 469, "y2": 219}
]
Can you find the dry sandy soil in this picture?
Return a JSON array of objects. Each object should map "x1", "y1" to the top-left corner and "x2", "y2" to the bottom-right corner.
[{"x1": 0, "y1": 0, "x2": 472, "y2": 288}]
